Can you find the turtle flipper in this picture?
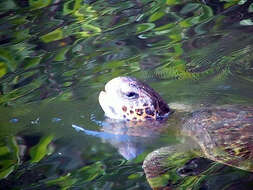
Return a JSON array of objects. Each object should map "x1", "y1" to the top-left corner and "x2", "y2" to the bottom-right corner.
[{"x1": 143, "y1": 145, "x2": 253, "y2": 190}]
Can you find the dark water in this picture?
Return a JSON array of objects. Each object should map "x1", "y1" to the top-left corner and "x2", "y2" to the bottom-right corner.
[{"x1": 0, "y1": 0, "x2": 253, "y2": 189}]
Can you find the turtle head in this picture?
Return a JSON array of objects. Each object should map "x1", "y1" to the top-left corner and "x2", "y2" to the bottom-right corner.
[{"x1": 99, "y1": 76, "x2": 170, "y2": 121}]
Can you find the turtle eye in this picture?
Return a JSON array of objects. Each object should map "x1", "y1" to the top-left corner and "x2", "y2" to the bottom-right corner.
[{"x1": 125, "y1": 92, "x2": 139, "y2": 99}]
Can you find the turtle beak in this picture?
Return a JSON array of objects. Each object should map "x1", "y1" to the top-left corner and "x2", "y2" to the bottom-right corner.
[
  {"x1": 98, "y1": 90, "x2": 118, "y2": 119},
  {"x1": 99, "y1": 83, "x2": 107, "y2": 106},
  {"x1": 98, "y1": 90, "x2": 106, "y2": 109}
]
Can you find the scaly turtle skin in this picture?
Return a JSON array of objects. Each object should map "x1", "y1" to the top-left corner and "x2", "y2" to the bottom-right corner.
[{"x1": 99, "y1": 77, "x2": 253, "y2": 172}]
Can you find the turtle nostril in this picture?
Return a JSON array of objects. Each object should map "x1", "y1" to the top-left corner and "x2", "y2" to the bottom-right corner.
[{"x1": 109, "y1": 106, "x2": 116, "y2": 114}]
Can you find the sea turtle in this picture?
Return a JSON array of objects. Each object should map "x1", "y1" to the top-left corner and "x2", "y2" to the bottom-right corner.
[
  {"x1": 99, "y1": 76, "x2": 171, "y2": 121},
  {"x1": 99, "y1": 76, "x2": 253, "y2": 189}
]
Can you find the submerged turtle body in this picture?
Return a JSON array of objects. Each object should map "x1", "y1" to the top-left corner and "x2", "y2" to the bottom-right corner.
[
  {"x1": 99, "y1": 77, "x2": 253, "y2": 172},
  {"x1": 182, "y1": 105, "x2": 253, "y2": 171}
]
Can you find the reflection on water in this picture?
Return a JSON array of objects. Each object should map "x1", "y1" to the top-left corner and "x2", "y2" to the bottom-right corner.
[
  {"x1": 72, "y1": 115, "x2": 178, "y2": 160},
  {"x1": 0, "y1": 0, "x2": 253, "y2": 189},
  {"x1": 73, "y1": 124, "x2": 147, "y2": 160}
]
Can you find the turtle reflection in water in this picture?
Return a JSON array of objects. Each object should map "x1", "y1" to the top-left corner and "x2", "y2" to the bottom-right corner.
[{"x1": 99, "y1": 76, "x2": 253, "y2": 189}]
